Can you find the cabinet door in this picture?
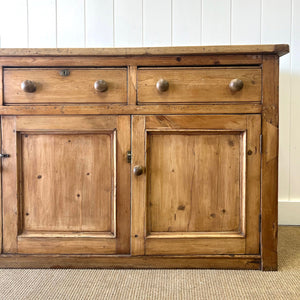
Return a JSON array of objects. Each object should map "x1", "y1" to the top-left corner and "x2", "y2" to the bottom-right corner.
[
  {"x1": 2, "y1": 116, "x2": 130, "y2": 254},
  {"x1": 132, "y1": 115, "x2": 261, "y2": 255}
]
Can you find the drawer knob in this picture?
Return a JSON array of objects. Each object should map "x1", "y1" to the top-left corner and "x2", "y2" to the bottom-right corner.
[
  {"x1": 229, "y1": 78, "x2": 244, "y2": 92},
  {"x1": 94, "y1": 80, "x2": 108, "y2": 92},
  {"x1": 156, "y1": 79, "x2": 169, "y2": 92},
  {"x1": 21, "y1": 80, "x2": 36, "y2": 93},
  {"x1": 133, "y1": 165, "x2": 144, "y2": 176}
]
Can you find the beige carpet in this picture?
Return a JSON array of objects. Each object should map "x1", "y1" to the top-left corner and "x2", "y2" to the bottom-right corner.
[{"x1": 0, "y1": 226, "x2": 299, "y2": 300}]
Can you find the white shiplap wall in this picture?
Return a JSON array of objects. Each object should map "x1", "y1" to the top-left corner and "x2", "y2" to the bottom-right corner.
[{"x1": 0, "y1": 0, "x2": 299, "y2": 224}]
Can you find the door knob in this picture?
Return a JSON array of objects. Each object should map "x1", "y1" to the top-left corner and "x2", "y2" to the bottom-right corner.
[
  {"x1": 133, "y1": 165, "x2": 144, "y2": 176},
  {"x1": 21, "y1": 80, "x2": 36, "y2": 93},
  {"x1": 156, "y1": 79, "x2": 169, "y2": 92},
  {"x1": 94, "y1": 80, "x2": 108, "y2": 92},
  {"x1": 229, "y1": 78, "x2": 244, "y2": 92}
]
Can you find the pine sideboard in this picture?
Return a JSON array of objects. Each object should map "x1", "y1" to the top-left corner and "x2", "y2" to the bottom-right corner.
[{"x1": 0, "y1": 45, "x2": 289, "y2": 270}]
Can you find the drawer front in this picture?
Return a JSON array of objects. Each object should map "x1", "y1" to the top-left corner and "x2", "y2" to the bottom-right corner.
[
  {"x1": 4, "y1": 68, "x2": 127, "y2": 104},
  {"x1": 137, "y1": 67, "x2": 261, "y2": 104}
]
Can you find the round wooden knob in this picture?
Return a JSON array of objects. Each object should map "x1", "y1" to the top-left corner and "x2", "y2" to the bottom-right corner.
[
  {"x1": 94, "y1": 80, "x2": 108, "y2": 92},
  {"x1": 21, "y1": 80, "x2": 36, "y2": 93},
  {"x1": 156, "y1": 79, "x2": 169, "y2": 92},
  {"x1": 133, "y1": 165, "x2": 143, "y2": 176},
  {"x1": 229, "y1": 78, "x2": 244, "y2": 92}
]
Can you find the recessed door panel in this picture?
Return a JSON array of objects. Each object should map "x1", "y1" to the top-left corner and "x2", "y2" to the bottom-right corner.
[
  {"x1": 147, "y1": 131, "x2": 244, "y2": 234},
  {"x1": 21, "y1": 132, "x2": 115, "y2": 234}
]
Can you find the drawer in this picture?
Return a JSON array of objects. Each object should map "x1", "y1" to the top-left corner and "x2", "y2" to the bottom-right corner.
[
  {"x1": 3, "y1": 68, "x2": 127, "y2": 104},
  {"x1": 137, "y1": 67, "x2": 261, "y2": 104}
]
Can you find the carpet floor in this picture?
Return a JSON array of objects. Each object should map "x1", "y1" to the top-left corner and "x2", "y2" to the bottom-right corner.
[{"x1": 0, "y1": 226, "x2": 299, "y2": 300}]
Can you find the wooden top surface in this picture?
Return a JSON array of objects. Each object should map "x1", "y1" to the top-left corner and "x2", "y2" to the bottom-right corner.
[{"x1": 0, "y1": 44, "x2": 289, "y2": 57}]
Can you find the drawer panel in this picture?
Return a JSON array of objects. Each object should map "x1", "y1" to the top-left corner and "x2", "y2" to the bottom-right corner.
[
  {"x1": 137, "y1": 67, "x2": 261, "y2": 104},
  {"x1": 4, "y1": 68, "x2": 127, "y2": 104}
]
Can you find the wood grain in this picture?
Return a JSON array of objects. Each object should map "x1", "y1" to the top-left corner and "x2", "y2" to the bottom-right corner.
[
  {"x1": 4, "y1": 68, "x2": 127, "y2": 104},
  {"x1": 0, "y1": 118, "x2": 2, "y2": 252},
  {"x1": 131, "y1": 116, "x2": 146, "y2": 255},
  {"x1": 128, "y1": 66, "x2": 137, "y2": 105},
  {"x1": 0, "y1": 254, "x2": 261, "y2": 269},
  {"x1": 0, "y1": 44, "x2": 289, "y2": 56},
  {"x1": 2, "y1": 117, "x2": 18, "y2": 253},
  {"x1": 261, "y1": 55, "x2": 279, "y2": 271},
  {"x1": 115, "y1": 116, "x2": 131, "y2": 254},
  {"x1": 138, "y1": 68, "x2": 261, "y2": 103},
  {"x1": 0, "y1": 55, "x2": 263, "y2": 68},
  {"x1": 146, "y1": 238, "x2": 245, "y2": 255},
  {"x1": 15, "y1": 116, "x2": 117, "y2": 131},
  {"x1": 245, "y1": 114, "x2": 261, "y2": 254},
  {"x1": 145, "y1": 115, "x2": 247, "y2": 130},
  {"x1": 0, "y1": 104, "x2": 262, "y2": 115},
  {"x1": 17, "y1": 237, "x2": 118, "y2": 255},
  {"x1": 21, "y1": 132, "x2": 114, "y2": 233},
  {"x1": 147, "y1": 132, "x2": 241, "y2": 233},
  {"x1": 0, "y1": 67, "x2": 3, "y2": 106}
]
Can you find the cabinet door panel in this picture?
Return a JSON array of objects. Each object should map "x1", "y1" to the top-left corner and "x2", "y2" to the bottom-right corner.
[
  {"x1": 132, "y1": 115, "x2": 261, "y2": 255},
  {"x1": 147, "y1": 132, "x2": 242, "y2": 233},
  {"x1": 2, "y1": 116, "x2": 130, "y2": 254},
  {"x1": 22, "y1": 133, "x2": 114, "y2": 232}
]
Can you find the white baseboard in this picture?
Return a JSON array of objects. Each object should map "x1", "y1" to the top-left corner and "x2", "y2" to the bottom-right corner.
[{"x1": 279, "y1": 201, "x2": 300, "y2": 225}]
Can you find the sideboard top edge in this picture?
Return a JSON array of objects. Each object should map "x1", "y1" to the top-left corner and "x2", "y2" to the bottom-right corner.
[{"x1": 0, "y1": 44, "x2": 289, "y2": 57}]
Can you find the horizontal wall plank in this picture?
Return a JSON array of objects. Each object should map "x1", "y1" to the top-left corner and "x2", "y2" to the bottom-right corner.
[
  {"x1": 202, "y1": 0, "x2": 231, "y2": 45},
  {"x1": 28, "y1": 0, "x2": 56, "y2": 48},
  {"x1": 0, "y1": 0, "x2": 28, "y2": 48},
  {"x1": 143, "y1": 0, "x2": 171, "y2": 47},
  {"x1": 57, "y1": 0, "x2": 85, "y2": 47},
  {"x1": 231, "y1": 0, "x2": 261, "y2": 44},
  {"x1": 172, "y1": 0, "x2": 201, "y2": 46},
  {"x1": 114, "y1": 0, "x2": 142, "y2": 47},
  {"x1": 85, "y1": 0, "x2": 114, "y2": 47}
]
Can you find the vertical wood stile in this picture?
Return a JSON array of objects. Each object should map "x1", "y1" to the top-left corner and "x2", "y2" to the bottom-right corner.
[
  {"x1": 131, "y1": 116, "x2": 146, "y2": 255},
  {"x1": 261, "y1": 55, "x2": 280, "y2": 270},
  {"x1": 0, "y1": 117, "x2": 2, "y2": 252},
  {"x1": 0, "y1": 67, "x2": 3, "y2": 106},
  {"x1": 128, "y1": 66, "x2": 137, "y2": 106},
  {"x1": 2, "y1": 117, "x2": 18, "y2": 253},
  {"x1": 245, "y1": 114, "x2": 261, "y2": 254},
  {"x1": 116, "y1": 116, "x2": 131, "y2": 253}
]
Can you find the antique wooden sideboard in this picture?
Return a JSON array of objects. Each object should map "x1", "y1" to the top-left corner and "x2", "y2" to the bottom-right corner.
[{"x1": 0, "y1": 45, "x2": 289, "y2": 270}]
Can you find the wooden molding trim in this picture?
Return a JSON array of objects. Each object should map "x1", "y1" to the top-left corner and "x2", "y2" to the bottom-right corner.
[
  {"x1": 0, "y1": 254, "x2": 261, "y2": 269},
  {"x1": 0, "y1": 44, "x2": 289, "y2": 57}
]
